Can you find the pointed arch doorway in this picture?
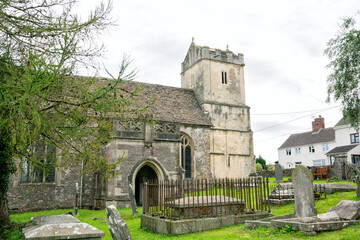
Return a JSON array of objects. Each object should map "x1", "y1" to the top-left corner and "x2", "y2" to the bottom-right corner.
[{"x1": 134, "y1": 165, "x2": 158, "y2": 206}]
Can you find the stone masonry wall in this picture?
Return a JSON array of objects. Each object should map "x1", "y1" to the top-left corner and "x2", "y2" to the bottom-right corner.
[
  {"x1": 181, "y1": 126, "x2": 211, "y2": 179},
  {"x1": 94, "y1": 138, "x2": 180, "y2": 208},
  {"x1": 8, "y1": 164, "x2": 95, "y2": 213}
]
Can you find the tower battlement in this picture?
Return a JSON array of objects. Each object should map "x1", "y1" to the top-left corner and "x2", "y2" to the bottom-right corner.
[{"x1": 181, "y1": 43, "x2": 244, "y2": 73}]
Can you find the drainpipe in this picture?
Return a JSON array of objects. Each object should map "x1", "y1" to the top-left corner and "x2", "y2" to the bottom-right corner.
[{"x1": 79, "y1": 159, "x2": 84, "y2": 209}]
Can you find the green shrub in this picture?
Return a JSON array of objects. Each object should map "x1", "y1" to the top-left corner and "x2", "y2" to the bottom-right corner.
[
  {"x1": 256, "y1": 163, "x2": 263, "y2": 171},
  {"x1": 0, "y1": 221, "x2": 24, "y2": 240}
]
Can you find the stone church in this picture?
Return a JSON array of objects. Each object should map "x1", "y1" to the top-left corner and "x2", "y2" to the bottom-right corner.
[{"x1": 8, "y1": 42, "x2": 255, "y2": 211}]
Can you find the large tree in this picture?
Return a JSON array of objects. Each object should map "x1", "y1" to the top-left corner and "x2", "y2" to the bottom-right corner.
[
  {"x1": 0, "y1": 0, "x2": 147, "y2": 228},
  {"x1": 325, "y1": 14, "x2": 360, "y2": 128}
]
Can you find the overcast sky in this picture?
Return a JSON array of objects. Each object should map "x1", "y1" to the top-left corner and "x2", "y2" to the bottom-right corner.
[{"x1": 76, "y1": 0, "x2": 358, "y2": 163}]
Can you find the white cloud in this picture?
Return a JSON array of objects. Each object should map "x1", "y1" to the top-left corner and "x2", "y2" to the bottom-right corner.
[{"x1": 75, "y1": 0, "x2": 356, "y2": 163}]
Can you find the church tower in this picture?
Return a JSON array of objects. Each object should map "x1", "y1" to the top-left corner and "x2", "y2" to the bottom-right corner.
[{"x1": 181, "y1": 41, "x2": 255, "y2": 178}]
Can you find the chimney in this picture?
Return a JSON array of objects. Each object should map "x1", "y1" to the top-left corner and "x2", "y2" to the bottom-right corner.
[{"x1": 312, "y1": 115, "x2": 325, "y2": 132}]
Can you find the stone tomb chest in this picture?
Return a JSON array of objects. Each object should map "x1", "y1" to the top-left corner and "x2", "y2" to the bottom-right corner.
[{"x1": 22, "y1": 214, "x2": 105, "y2": 240}]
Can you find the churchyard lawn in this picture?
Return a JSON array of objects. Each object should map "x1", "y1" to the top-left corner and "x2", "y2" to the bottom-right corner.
[{"x1": 9, "y1": 181, "x2": 360, "y2": 240}]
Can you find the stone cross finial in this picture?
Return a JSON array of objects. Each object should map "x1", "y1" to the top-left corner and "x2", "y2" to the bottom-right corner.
[
  {"x1": 192, "y1": 37, "x2": 194, "y2": 43},
  {"x1": 226, "y1": 44, "x2": 229, "y2": 51}
]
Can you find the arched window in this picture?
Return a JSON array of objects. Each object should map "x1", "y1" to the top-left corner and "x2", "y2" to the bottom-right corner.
[{"x1": 181, "y1": 134, "x2": 192, "y2": 178}]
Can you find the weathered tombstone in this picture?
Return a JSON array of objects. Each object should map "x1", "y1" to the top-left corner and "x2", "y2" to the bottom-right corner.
[
  {"x1": 22, "y1": 214, "x2": 104, "y2": 240},
  {"x1": 106, "y1": 205, "x2": 132, "y2": 240},
  {"x1": 275, "y1": 163, "x2": 283, "y2": 183},
  {"x1": 316, "y1": 211, "x2": 340, "y2": 222},
  {"x1": 128, "y1": 183, "x2": 138, "y2": 215},
  {"x1": 328, "y1": 200, "x2": 360, "y2": 220},
  {"x1": 74, "y1": 182, "x2": 79, "y2": 215},
  {"x1": 292, "y1": 165, "x2": 317, "y2": 218},
  {"x1": 355, "y1": 175, "x2": 360, "y2": 197}
]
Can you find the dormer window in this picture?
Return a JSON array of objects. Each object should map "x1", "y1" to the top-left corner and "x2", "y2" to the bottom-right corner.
[{"x1": 221, "y1": 71, "x2": 227, "y2": 84}]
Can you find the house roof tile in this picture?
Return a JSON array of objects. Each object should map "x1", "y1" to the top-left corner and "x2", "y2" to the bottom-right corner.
[
  {"x1": 326, "y1": 144, "x2": 358, "y2": 155},
  {"x1": 278, "y1": 128, "x2": 335, "y2": 149}
]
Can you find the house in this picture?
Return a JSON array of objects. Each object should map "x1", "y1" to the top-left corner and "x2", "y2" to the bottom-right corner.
[
  {"x1": 278, "y1": 116, "x2": 336, "y2": 168},
  {"x1": 8, "y1": 42, "x2": 255, "y2": 212},
  {"x1": 278, "y1": 116, "x2": 360, "y2": 169},
  {"x1": 326, "y1": 118, "x2": 360, "y2": 166}
]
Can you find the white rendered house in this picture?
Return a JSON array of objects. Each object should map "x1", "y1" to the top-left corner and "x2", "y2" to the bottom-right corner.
[
  {"x1": 278, "y1": 116, "x2": 335, "y2": 169},
  {"x1": 325, "y1": 118, "x2": 360, "y2": 166}
]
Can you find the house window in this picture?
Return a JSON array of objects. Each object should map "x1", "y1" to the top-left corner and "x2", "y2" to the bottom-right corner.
[
  {"x1": 322, "y1": 144, "x2": 329, "y2": 151},
  {"x1": 286, "y1": 149, "x2": 291, "y2": 155},
  {"x1": 350, "y1": 133, "x2": 359, "y2": 144},
  {"x1": 295, "y1": 162, "x2": 302, "y2": 166},
  {"x1": 352, "y1": 155, "x2": 360, "y2": 165},
  {"x1": 20, "y1": 144, "x2": 56, "y2": 183},
  {"x1": 309, "y1": 146, "x2": 315, "y2": 153},
  {"x1": 313, "y1": 160, "x2": 325, "y2": 166},
  {"x1": 295, "y1": 148, "x2": 301, "y2": 155},
  {"x1": 330, "y1": 156, "x2": 335, "y2": 165},
  {"x1": 221, "y1": 71, "x2": 227, "y2": 84}
]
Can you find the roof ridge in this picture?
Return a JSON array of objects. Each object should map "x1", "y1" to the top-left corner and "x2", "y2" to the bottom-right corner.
[
  {"x1": 75, "y1": 75, "x2": 195, "y2": 92},
  {"x1": 291, "y1": 127, "x2": 334, "y2": 136}
]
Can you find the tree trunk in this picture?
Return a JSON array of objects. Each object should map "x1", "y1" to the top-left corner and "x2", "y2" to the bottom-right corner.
[
  {"x1": 0, "y1": 126, "x2": 14, "y2": 231},
  {"x1": 0, "y1": 193, "x2": 10, "y2": 230}
]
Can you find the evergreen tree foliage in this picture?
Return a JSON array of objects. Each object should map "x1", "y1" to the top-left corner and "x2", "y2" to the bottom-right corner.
[{"x1": 256, "y1": 155, "x2": 266, "y2": 169}]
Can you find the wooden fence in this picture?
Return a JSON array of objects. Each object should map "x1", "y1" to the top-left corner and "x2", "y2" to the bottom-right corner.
[{"x1": 142, "y1": 177, "x2": 270, "y2": 220}]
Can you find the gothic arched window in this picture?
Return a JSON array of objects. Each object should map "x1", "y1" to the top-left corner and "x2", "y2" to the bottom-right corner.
[{"x1": 181, "y1": 135, "x2": 192, "y2": 178}]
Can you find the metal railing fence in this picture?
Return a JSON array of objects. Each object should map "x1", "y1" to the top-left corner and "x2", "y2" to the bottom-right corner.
[{"x1": 142, "y1": 177, "x2": 270, "y2": 220}]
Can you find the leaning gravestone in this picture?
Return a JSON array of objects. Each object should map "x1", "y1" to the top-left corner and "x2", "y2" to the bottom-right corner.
[
  {"x1": 275, "y1": 163, "x2": 283, "y2": 183},
  {"x1": 106, "y1": 205, "x2": 132, "y2": 240},
  {"x1": 328, "y1": 200, "x2": 360, "y2": 220},
  {"x1": 292, "y1": 165, "x2": 317, "y2": 218},
  {"x1": 128, "y1": 183, "x2": 138, "y2": 215}
]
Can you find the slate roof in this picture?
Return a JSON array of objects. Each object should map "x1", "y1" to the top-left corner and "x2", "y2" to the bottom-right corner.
[
  {"x1": 335, "y1": 118, "x2": 347, "y2": 126},
  {"x1": 278, "y1": 128, "x2": 335, "y2": 149},
  {"x1": 121, "y1": 81, "x2": 213, "y2": 126},
  {"x1": 335, "y1": 117, "x2": 360, "y2": 126},
  {"x1": 326, "y1": 144, "x2": 359, "y2": 155}
]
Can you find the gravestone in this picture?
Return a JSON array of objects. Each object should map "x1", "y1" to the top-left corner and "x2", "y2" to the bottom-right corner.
[
  {"x1": 74, "y1": 182, "x2": 79, "y2": 215},
  {"x1": 22, "y1": 214, "x2": 104, "y2": 240},
  {"x1": 355, "y1": 175, "x2": 360, "y2": 197},
  {"x1": 317, "y1": 211, "x2": 340, "y2": 222},
  {"x1": 128, "y1": 183, "x2": 138, "y2": 215},
  {"x1": 275, "y1": 163, "x2": 283, "y2": 183},
  {"x1": 106, "y1": 205, "x2": 132, "y2": 240},
  {"x1": 292, "y1": 165, "x2": 317, "y2": 218},
  {"x1": 328, "y1": 200, "x2": 360, "y2": 220}
]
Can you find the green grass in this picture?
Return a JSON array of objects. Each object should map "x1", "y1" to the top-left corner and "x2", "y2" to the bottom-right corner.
[{"x1": 9, "y1": 182, "x2": 360, "y2": 240}]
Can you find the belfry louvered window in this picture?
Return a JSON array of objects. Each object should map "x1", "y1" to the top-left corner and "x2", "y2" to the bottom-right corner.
[{"x1": 222, "y1": 71, "x2": 227, "y2": 84}]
